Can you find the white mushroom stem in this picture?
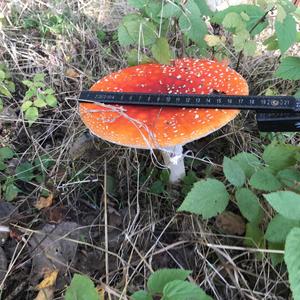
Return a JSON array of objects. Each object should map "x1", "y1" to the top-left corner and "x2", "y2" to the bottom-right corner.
[{"x1": 161, "y1": 145, "x2": 185, "y2": 183}]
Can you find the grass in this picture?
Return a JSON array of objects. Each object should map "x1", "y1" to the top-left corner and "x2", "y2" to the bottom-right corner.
[{"x1": 0, "y1": 1, "x2": 299, "y2": 300}]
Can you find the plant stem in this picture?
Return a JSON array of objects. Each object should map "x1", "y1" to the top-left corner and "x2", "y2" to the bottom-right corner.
[{"x1": 161, "y1": 145, "x2": 185, "y2": 183}]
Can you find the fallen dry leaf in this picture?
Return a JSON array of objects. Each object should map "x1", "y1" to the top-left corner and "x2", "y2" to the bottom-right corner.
[
  {"x1": 215, "y1": 211, "x2": 245, "y2": 236},
  {"x1": 97, "y1": 286, "x2": 105, "y2": 300},
  {"x1": 64, "y1": 67, "x2": 80, "y2": 79},
  {"x1": 36, "y1": 270, "x2": 58, "y2": 290},
  {"x1": 34, "y1": 287, "x2": 54, "y2": 300},
  {"x1": 34, "y1": 194, "x2": 54, "y2": 210}
]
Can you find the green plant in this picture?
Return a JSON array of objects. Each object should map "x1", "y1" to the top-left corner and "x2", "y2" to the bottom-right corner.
[
  {"x1": 0, "y1": 63, "x2": 15, "y2": 112},
  {"x1": 65, "y1": 274, "x2": 99, "y2": 300},
  {"x1": 21, "y1": 73, "x2": 57, "y2": 125},
  {"x1": 178, "y1": 141, "x2": 300, "y2": 299},
  {"x1": 22, "y1": 11, "x2": 73, "y2": 37},
  {"x1": 131, "y1": 268, "x2": 212, "y2": 300},
  {"x1": 117, "y1": 0, "x2": 300, "y2": 79},
  {"x1": 0, "y1": 147, "x2": 54, "y2": 201}
]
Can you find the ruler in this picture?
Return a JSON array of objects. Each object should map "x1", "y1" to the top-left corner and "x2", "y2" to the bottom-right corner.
[{"x1": 78, "y1": 91, "x2": 300, "y2": 132}]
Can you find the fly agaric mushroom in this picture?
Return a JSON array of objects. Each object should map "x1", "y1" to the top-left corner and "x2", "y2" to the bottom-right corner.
[{"x1": 79, "y1": 58, "x2": 248, "y2": 182}]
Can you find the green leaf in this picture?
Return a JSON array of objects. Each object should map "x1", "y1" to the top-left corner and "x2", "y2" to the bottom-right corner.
[
  {"x1": 244, "y1": 222, "x2": 265, "y2": 248},
  {"x1": 179, "y1": 0, "x2": 208, "y2": 44},
  {"x1": 235, "y1": 188, "x2": 263, "y2": 224},
  {"x1": 21, "y1": 100, "x2": 33, "y2": 111},
  {"x1": 223, "y1": 156, "x2": 246, "y2": 187},
  {"x1": 162, "y1": 280, "x2": 213, "y2": 300},
  {"x1": 232, "y1": 152, "x2": 261, "y2": 178},
  {"x1": 33, "y1": 73, "x2": 45, "y2": 82},
  {"x1": 262, "y1": 142, "x2": 298, "y2": 173},
  {"x1": 128, "y1": 0, "x2": 148, "y2": 8},
  {"x1": 268, "y1": 242, "x2": 284, "y2": 267},
  {"x1": 24, "y1": 106, "x2": 39, "y2": 123},
  {"x1": 6, "y1": 81, "x2": 15, "y2": 93},
  {"x1": 34, "y1": 98, "x2": 47, "y2": 108},
  {"x1": 5, "y1": 183, "x2": 20, "y2": 201},
  {"x1": 275, "y1": 56, "x2": 300, "y2": 80},
  {"x1": 0, "y1": 98, "x2": 3, "y2": 112},
  {"x1": 0, "y1": 161, "x2": 6, "y2": 171},
  {"x1": 118, "y1": 14, "x2": 157, "y2": 47},
  {"x1": 265, "y1": 214, "x2": 300, "y2": 243},
  {"x1": 275, "y1": 15, "x2": 297, "y2": 53},
  {"x1": 193, "y1": 0, "x2": 213, "y2": 16},
  {"x1": 22, "y1": 80, "x2": 33, "y2": 87},
  {"x1": 65, "y1": 274, "x2": 99, "y2": 300},
  {"x1": 0, "y1": 84, "x2": 12, "y2": 97},
  {"x1": 150, "y1": 180, "x2": 165, "y2": 194},
  {"x1": 131, "y1": 291, "x2": 153, "y2": 300},
  {"x1": 178, "y1": 179, "x2": 229, "y2": 219},
  {"x1": 0, "y1": 70, "x2": 5, "y2": 80},
  {"x1": 233, "y1": 29, "x2": 250, "y2": 51},
  {"x1": 222, "y1": 12, "x2": 244, "y2": 29},
  {"x1": 16, "y1": 162, "x2": 35, "y2": 182},
  {"x1": 263, "y1": 191, "x2": 300, "y2": 221},
  {"x1": 45, "y1": 94, "x2": 57, "y2": 107},
  {"x1": 284, "y1": 228, "x2": 300, "y2": 300},
  {"x1": 151, "y1": 37, "x2": 171, "y2": 65},
  {"x1": 249, "y1": 168, "x2": 282, "y2": 192},
  {"x1": 162, "y1": 3, "x2": 181, "y2": 18},
  {"x1": 212, "y1": 5, "x2": 268, "y2": 35},
  {"x1": 148, "y1": 269, "x2": 191, "y2": 295},
  {"x1": 277, "y1": 168, "x2": 300, "y2": 192},
  {"x1": 243, "y1": 40, "x2": 256, "y2": 56},
  {"x1": 127, "y1": 49, "x2": 153, "y2": 66},
  {"x1": 0, "y1": 147, "x2": 15, "y2": 160},
  {"x1": 145, "y1": 2, "x2": 161, "y2": 23}
]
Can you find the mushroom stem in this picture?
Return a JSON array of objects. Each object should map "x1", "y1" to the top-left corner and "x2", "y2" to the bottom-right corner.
[{"x1": 161, "y1": 145, "x2": 185, "y2": 183}]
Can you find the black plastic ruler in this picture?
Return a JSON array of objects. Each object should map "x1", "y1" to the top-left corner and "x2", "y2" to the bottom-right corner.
[{"x1": 79, "y1": 91, "x2": 300, "y2": 132}]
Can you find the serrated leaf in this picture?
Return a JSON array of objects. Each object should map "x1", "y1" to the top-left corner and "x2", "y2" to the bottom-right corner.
[
  {"x1": 244, "y1": 222, "x2": 265, "y2": 248},
  {"x1": 262, "y1": 142, "x2": 298, "y2": 173},
  {"x1": 284, "y1": 228, "x2": 300, "y2": 300},
  {"x1": 250, "y1": 168, "x2": 282, "y2": 192},
  {"x1": 265, "y1": 214, "x2": 300, "y2": 243},
  {"x1": 162, "y1": 280, "x2": 213, "y2": 300},
  {"x1": 275, "y1": 56, "x2": 300, "y2": 80},
  {"x1": 235, "y1": 188, "x2": 263, "y2": 224},
  {"x1": 5, "y1": 183, "x2": 20, "y2": 201},
  {"x1": 147, "y1": 269, "x2": 191, "y2": 294},
  {"x1": 0, "y1": 147, "x2": 15, "y2": 160},
  {"x1": 16, "y1": 162, "x2": 35, "y2": 182},
  {"x1": 232, "y1": 152, "x2": 261, "y2": 178},
  {"x1": 264, "y1": 191, "x2": 300, "y2": 221},
  {"x1": 21, "y1": 100, "x2": 33, "y2": 111},
  {"x1": 45, "y1": 94, "x2": 57, "y2": 107},
  {"x1": 25, "y1": 106, "x2": 39, "y2": 123},
  {"x1": 131, "y1": 290, "x2": 153, "y2": 300},
  {"x1": 65, "y1": 274, "x2": 99, "y2": 300},
  {"x1": 223, "y1": 157, "x2": 246, "y2": 187},
  {"x1": 145, "y1": 2, "x2": 161, "y2": 23},
  {"x1": 151, "y1": 37, "x2": 171, "y2": 65},
  {"x1": 178, "y1": 179, "x2": 229, "y2": 219},
  {"x1": 275, "y1": 15, "x2": 297, "y2": 53},
  {"x1": 179, "y1": 0, "x2": 207, "y2": 44}
]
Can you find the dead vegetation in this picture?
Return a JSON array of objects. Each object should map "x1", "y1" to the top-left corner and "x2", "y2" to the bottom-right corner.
[{"x1": 0, "y1": 1, "x2": 299, "y2": 299}]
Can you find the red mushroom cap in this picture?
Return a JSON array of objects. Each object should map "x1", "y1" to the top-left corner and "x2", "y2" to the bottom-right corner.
[{"x1": 79, "y1": 58, "x2": 248, "y2": 149}]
